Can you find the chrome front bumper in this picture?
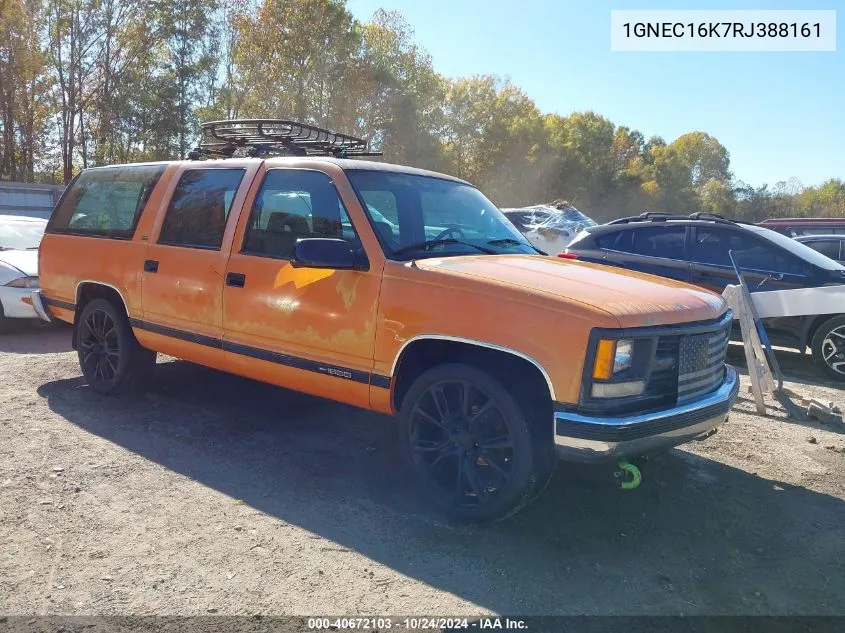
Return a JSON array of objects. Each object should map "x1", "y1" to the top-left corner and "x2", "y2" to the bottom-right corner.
[
  {"x1": 554, "y1": 365, "x2": 739, "y2": 462},
  {"x1": 30, "y1": 289, "x2": 52, "y2": 323}
]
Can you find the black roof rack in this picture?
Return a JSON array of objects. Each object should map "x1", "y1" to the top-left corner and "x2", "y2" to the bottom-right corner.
[
  {"x1": 608, "y1": 212, "x2": 689, "y2": 225},
  {"x1": 188, "y1": 119, "x2": 383, "y2": 160},
  {"x1": 607, "y1": 212, "x2": 747, "y2": 226}
]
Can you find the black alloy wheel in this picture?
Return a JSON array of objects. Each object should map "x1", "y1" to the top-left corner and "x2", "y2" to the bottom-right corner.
[{"x1": 400, "y1": 364, "x2": 538, "y2": 522}]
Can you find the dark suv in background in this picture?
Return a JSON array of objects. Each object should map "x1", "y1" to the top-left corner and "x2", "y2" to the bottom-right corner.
[{"x1": 566, "y1": 213, "x2": 845, "y2": 380}]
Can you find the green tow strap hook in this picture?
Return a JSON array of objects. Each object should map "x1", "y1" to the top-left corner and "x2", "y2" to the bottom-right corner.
[{"x1": 615, "y1": 459, "x2": 642, "y2": 490}]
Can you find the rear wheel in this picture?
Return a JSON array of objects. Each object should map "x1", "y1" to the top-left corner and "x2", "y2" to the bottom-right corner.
[
  {"x1": 398, "y1": 363, "x2": 540, "y2": 523},
  {"x1": 76, "y1": 298, "x2": 156, "y2": 394},
  {"x1": 811, "y1": 315, "x2": 845, "y2": 382}
]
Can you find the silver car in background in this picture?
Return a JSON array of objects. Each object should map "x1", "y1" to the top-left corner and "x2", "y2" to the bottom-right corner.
[{"x1": 0, "y1": 215, "x2": 47, "y2": 333}]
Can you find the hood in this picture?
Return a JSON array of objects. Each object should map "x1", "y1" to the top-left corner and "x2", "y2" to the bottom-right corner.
[
  {"x1": 414, "y1": 254, "x2": 727, "y2": 328},
  {"x1": 0, "y1": 249, "x2": 38, "y2": 277}
]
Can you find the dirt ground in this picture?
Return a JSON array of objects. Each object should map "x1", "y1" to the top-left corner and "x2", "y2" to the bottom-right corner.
[{"x1": 1, "y1": 322, "x2": 844, "y2": 617}]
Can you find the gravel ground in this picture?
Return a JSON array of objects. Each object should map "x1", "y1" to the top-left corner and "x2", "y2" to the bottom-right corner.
[{"x1": 0, "y1": 323, "x2": 844, "y2": 616}]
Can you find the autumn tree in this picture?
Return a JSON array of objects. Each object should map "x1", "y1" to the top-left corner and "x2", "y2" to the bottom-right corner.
[{"x1": 0, "y1": 0, "x2": 51, "y2": 181}]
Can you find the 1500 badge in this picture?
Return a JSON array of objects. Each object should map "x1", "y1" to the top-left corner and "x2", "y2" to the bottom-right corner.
[{"x1": 320, "y1": 367, "x2": 353, "y2": 380}]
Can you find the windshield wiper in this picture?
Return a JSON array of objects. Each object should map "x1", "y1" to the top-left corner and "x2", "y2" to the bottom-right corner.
[
  {"x1": 487, "y1": 237, "x2": 545, "y2": 254},
  {"x1": 393, "y1": 238, "x2": 497, "y2": 256}
]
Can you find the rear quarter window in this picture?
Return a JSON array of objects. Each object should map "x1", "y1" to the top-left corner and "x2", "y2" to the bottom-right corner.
[
  {"x1": 47, "y1": 165, "x2": 166, "y2": 238},
  {"x1": 596, "y1": 231, "x2": 626, "y2": 250}
]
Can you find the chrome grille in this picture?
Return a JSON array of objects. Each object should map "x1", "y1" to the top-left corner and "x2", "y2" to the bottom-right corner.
[{"x1": 677, "y1": 327, "x2": 731, "y2": 403}]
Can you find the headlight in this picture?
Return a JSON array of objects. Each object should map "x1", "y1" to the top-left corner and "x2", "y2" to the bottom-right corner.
[
  {"x1": 589, "y1": 337, "x2": 646, "y2": 399},
  {"x1": 6, "y1": 276, "x2": 39, "y2": 288}
]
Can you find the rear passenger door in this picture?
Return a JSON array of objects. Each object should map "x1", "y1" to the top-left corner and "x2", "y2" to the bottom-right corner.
[
  {"x1": 139, "y1": 164, "x2": 257, "y2": 360},
  {"x1": 600, "y1": 226, "x2": 691, "y2": 283},
  {"x1": 220, "y1": 167, "x2": 382, "y2": 409}
]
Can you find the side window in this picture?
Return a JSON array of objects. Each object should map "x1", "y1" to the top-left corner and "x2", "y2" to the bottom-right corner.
[
  {"x1": 597, "y1": 230, "x2": 630, "y2": 251},
  {"x1": 693, "y1": 228, "x2": 803, "y2": 273},
  {"x1": 47, "y1": 165, "x2": 165, "y2": 238},
  {"x1": 806, "y1": 240, "x2": 841, "y2": 260},
  {"x1": 158, "y1": 169, "x2": 245, "y2": 249},
  {"x1": 615, "y1": 227, "x2": 686, "y2": 260},
  {"x1": 242, "y1": 169, "x2": 360, "y2": 259}
]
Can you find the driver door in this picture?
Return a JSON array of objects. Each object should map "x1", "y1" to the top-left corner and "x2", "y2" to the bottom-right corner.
[{"x1": 221, "y1": 166, "x2": 382, "y2": 408}]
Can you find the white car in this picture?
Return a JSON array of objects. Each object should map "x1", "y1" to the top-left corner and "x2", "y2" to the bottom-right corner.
[
  {"x1": 502, "y1": 204, "x2": 597, "y2": 254},
  {"x1": 0, "y1": 215, "x2": 47, "y2": 332}
]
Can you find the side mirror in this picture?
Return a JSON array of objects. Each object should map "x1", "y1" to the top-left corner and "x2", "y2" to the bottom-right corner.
[{"x1": 292, "y1": 238, "x2": 363, "y2": 270}]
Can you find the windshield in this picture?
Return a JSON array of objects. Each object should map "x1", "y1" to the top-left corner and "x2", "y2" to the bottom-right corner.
[
  {"x1": 748, "y1": 225, "x2": 845, "y2": 270},
  {"x1": 0, "y1": 218, "x2": 47, "y2": 250},
  {"x1": 345, "y1": 170, "x2": 537, "y2": 259}
]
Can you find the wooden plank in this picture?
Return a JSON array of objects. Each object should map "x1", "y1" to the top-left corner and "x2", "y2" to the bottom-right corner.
[{"x1": 725, "y1": 284, "x2": 769, "y2": 413}]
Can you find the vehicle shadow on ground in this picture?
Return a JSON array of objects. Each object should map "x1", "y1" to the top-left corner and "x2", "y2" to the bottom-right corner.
[
  {"x1": 0, "y1": 322, "x2": 72, "y2": 354},
  {"x1": 37, "y1": 360, "x2": 845, "y2": 615}
]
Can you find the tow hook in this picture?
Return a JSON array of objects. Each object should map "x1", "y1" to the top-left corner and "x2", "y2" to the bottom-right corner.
[{"x1": 614, "y1": 459, "x2": 642, "y2": 490}]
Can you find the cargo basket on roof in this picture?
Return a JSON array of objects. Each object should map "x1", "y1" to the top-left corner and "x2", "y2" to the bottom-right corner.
[{"x1": 189, "y1": 119, "x2": 383, "y2": 160}]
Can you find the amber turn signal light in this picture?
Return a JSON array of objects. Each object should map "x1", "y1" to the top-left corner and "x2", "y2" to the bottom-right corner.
[{"x1": 592, "y1": 339, "x2": 616, "y2": 380}]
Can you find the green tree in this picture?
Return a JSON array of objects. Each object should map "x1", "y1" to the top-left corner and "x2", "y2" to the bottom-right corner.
[{"x1": 153, "y1": 0, "x2": 219, "y2": 158}]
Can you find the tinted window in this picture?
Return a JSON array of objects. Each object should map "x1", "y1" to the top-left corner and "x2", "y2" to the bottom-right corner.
[
  {"x1": 596, "y1": 231, "x2": 628, "y2": 250},
  {"x1": 158, "y1": 169, "x2": 245, "y2": 249},
  {"x1": 693, "y1": 228, "x2": 803, "y2": 274},
  {"x1": 242, "y1": 169, "x2": 360, "y2": 259},
  {"x1": 750, "y1": 225, "x2": 845, "y2": 270},
  {"x1": 606, "y1": 227, "x2": 686, "y2": 260},
  {"x1": 804, "y1": 240, "x2": 841, "y2": 260},
  {"x1": 48, "y1": 165, "x2": 165, "y2": 238}
]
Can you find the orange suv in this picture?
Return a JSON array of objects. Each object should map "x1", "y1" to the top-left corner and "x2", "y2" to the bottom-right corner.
[{"x1": 32, "y1": 120, "x2": 739, "y2": 522}]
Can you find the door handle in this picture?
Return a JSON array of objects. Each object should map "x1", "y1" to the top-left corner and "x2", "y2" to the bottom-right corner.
[
  {"x1": 144, "y1": 259, "x2": 159, "y2": 273},
  {"x1": 226, "y1": 272, "x2": 246, "y2": 288}
]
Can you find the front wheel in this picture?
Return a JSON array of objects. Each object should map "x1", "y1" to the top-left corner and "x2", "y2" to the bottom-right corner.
[
  {"x1": 76, "y1": 298, "x2": 156, "y2": 394},
  {"x1": 811, "y1": 315, "x2": 845, "y2": 382},
  {"x1": 398, "y1": 363, "x2": 540, "y2": 523}
]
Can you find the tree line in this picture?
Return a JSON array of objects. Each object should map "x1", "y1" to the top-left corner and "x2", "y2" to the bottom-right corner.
[{"x1": 1, "y1": 0, "x2": 843, "y2": 222}]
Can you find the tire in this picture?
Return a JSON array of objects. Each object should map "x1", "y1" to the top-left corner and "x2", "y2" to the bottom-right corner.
[
  {"x1": 811, "y1": 315, "x2": 845, "y2": 382},
  {"x1": 76, "y1": 298, "x2": 156, "y2": 394},
  {"x1": 0, "y1": 301, "x2": 11, "y2": 335},
  {"x1": 398, "y1": 363, "x2": 541, "y2": 523}
]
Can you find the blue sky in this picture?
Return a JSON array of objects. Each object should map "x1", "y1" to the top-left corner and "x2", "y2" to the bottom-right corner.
[{"x1": 346, "y1": 0, "x2": 842, "y2": 189}]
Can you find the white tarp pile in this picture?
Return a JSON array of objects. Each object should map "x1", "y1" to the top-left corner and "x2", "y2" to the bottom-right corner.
[{"x1": 502, "y1": 203, "x2": 597, "y2": 253}]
